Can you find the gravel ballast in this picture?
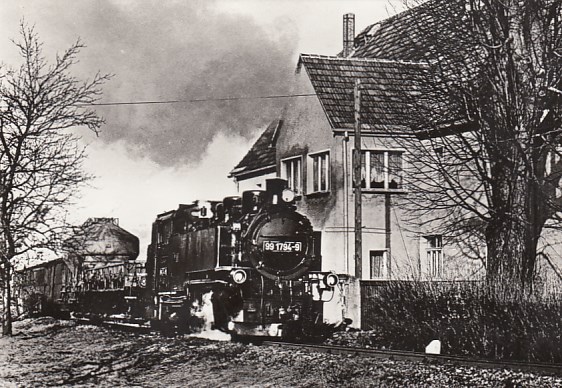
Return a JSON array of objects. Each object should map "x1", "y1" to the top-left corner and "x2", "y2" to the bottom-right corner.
[{"x1": 0, "y1": 318, "x2": 560, "y2": 387}]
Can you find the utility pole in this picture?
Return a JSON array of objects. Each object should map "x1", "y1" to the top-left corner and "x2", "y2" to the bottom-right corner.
[{"x1": 353, "y1": 79, "x2": 362, "y2": 279}]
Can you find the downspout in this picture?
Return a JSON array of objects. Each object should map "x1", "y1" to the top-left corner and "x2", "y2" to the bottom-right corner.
[
  {"x1": 343, "y1": 131, "x2": 350, "y2": 274},
  {"x1": 353, "y1": 79, "x2": 362, "y2": 279}
]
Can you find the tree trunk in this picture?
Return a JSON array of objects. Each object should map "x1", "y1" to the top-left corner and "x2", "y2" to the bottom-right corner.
[
  {"x1": 485, "y1": 166, "x2": 543, "y2": 297},
  {"x1": 486, "y1": 218, "x2": 538, "y2": 298},
  {"x1": 2, "y1": 263, "x2": 12, "y2": 336}
]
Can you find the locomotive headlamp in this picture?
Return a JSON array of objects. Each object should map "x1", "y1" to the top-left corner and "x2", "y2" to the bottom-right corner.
[
  {"x1": 231, "y1": 269, "x2": 247, "y2": 284},
  {"x1": 281, "y1": 189, "x2": 295, "y2": 203},
  {"x1": 324, "y1": 273, "x2": 339, "y2": 288}
]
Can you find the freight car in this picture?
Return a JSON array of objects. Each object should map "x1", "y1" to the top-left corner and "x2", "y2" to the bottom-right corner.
[
  {"x1": 14, "y1": 258, "x2": 73, "y2": 318},
  {"x1": 146, "y1": 178, "x2": 343, "y2": 340},
  {"x1": 14, "y1": 218, "x2": 146, "y2": 321},
  {"x1": 65, "y1": 218, "x2": 146, "y2": 320}
]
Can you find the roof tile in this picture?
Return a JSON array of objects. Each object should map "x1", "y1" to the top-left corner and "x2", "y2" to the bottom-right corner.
[
  {"x1": 351, "y1": 0, "x2": 466, "y2": 61},
  {"x1": 298, "y1": 55, "x2": 430, "y2": 130},
  {"x1": 229, "y1": 119, "x2": 281, "y2": 178}
]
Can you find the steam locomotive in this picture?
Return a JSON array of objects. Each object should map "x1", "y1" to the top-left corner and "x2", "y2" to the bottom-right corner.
[
  {"x1": 147, "y1": 178, "x2": 341, "y2": 340},
  {"x1": 15, "y1": 178, "x2": 342, "y2": 340}
]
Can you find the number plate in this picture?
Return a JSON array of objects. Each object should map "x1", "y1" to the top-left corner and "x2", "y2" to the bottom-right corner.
[{"x1": 263, "y1": 241, "x2": 302, "y2": 252}]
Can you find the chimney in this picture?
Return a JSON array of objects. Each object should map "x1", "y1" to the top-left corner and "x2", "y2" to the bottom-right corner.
[{"x1": 343, "y1": 13, "x2": 355, "y2": 57}]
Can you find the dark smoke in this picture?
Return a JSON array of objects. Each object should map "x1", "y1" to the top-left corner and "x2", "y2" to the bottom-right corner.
[{"x1": 4, "y1": 0, "x2": 299, "y2": 167}]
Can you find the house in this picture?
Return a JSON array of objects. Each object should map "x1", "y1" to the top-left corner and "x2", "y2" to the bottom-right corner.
[
  {"x1": 230, "y1": 1, "x2": 561, "y2": 326},
  {"x1": 229, "y1": 4, "x2": 483, "y2": 327}
]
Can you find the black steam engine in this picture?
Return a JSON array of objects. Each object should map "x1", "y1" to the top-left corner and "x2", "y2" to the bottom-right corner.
[{"x1": 147, "y1": 178, "x2": 340, "y2": 339}]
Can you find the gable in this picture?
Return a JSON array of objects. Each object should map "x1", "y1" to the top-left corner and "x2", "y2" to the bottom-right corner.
[
  {"x1": 229, "y1": 119, "x2": 282, "y2": 179},
  {"x1": 297, "y1": 54, "x2": 430, "y2": 132}
]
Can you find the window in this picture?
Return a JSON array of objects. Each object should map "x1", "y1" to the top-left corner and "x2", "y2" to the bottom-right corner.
[
  {"x1": 158, "y1": 221, "x2": 172, "y2": 244},
  {"x1": 361, "y1": 150, "x2": 403, "y2": 190},
  {"x1": 281, "y1": 156, "x2": 302, "y2": 194},
  {"x1": 369, "y1": 250, "x2": 388, "y2": 279},
  {"x1": 307, "y1": 151, "x2": 330, "y2": 193},
  {"x1": 426, "y1": 235, "x2": 443, "y2": 278}
]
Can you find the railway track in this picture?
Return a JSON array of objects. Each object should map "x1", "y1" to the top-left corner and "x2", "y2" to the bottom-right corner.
[
  {"x1": 73, "y1": 318, "x2": 561, "y2": 376},
  {"x1": 74, "y1": 317, "x2": 153, "y2": 333},
  {"x1": 262, "y1": 341, "x2": 562, "y2": 377}
]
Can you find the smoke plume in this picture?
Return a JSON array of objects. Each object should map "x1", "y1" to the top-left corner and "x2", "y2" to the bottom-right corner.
[{"x1": 0, "y1": 0, "x2": 299, "y2": 167}]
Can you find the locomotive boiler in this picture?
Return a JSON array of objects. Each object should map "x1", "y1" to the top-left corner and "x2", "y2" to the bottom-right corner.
[{"x1": 147, "y1": 178, "x2": 340, "y2": 340}]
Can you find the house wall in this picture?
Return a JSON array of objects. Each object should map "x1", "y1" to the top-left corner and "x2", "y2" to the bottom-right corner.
[
  {"x1": 235, "y1": 172, "x2": 276, "y2": 193},
  {"x1": 273, "y1": 71, "x2": 487, "y2": 326},
  {"x1": 274, "y1": 73, "x2": 424, "y2": 325},
  {"x1": 278, "y1": 74, "x2": 434, "y2": 276}
]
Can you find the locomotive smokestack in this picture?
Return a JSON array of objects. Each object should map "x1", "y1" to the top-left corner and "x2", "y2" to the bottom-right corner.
[
  {"x1": 265, "y1": 178, "x2": 288, "y2": 205},
  {"x1": 343, "y1": 13, "x2": 355, "y2": 57}
]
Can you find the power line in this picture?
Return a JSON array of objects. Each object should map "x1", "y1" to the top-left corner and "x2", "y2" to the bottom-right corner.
[{"x1": 77, "y1": 93, "x2": 318, "y2": 107}]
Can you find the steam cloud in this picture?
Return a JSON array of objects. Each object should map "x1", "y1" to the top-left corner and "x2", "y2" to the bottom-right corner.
[
  {"x1": 189, "y1": 291, "x2": 231, "y2": 341},
  {"x1": 1, "y1": 0, "x2": 299, "y2": 167}
]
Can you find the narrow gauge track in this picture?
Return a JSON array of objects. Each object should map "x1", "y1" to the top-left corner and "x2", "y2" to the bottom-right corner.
[
  {"x1": 74, "y1": 317, "x2": 153, "y2": 334},
  {"x1": 262, "y1": 341, "x2": 562, "y2": 377},
  {"x1": 72, "y1": 318, "x2": 561, "y2": 376}
]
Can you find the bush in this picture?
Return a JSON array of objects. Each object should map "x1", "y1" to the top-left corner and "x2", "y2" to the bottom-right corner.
[{"x1": 362, "y1": 281, "x2": 562, "y2": 363}]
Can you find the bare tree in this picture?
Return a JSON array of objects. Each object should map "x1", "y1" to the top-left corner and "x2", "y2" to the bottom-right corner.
[
  {"x1": 0, "y1": 23, "x2": 109, "y2": 335},
  {"x1": 388, "y1": 0, "x2": 562, "y2": 296}
]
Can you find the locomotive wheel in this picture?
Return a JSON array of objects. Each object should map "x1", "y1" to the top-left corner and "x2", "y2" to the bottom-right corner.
[
  {"x1": 230, "y1": 334, "x2": 264, "y2": 345},
  {"x1": 88, "y1": 314, "x2": 103, "y2": 325},
  {"x1": 160, "y1": 321, "x2": 177, "y2": 337},
  {"x1": 55, "y1": 310, "x2": 71, "y2": 320},
  {"x1": 211, "y1": 286, "x2": 243, "y2": 332}
]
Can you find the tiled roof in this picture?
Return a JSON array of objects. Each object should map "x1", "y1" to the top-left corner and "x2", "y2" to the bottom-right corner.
[
  {"x1": 229, "y1": 119, "x2": 281, "y2": 178},
  {"x1": 230, "y1": 1, "x2": 471, "y2": 179},
  {"x1": 297, "y1": 55, "x2": 430, "y2": 131},
  {"x1": 351, "y1": 0, "x2": 466, "y2": 61},
  {"x1": 65, "y1": 218, "x2": 139, "y2": 258}
]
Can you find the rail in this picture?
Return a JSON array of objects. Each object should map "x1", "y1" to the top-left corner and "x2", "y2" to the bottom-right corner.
[
  {"x1": 261, "y1": 341, "x2": 562, "y2": 377},
  {"x1": 70, "y1": 317, "x2": 562, "y2": 377}
]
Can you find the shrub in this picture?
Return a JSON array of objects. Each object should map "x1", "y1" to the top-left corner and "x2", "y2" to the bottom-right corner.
[{"x1": 362, "y1": 281, "x2": 561, "y2": 363}]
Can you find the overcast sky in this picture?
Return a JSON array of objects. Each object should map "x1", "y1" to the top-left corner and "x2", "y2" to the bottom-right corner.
[{"x1": 0, "y1": 0, "x2": 405, "y2": 259}]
